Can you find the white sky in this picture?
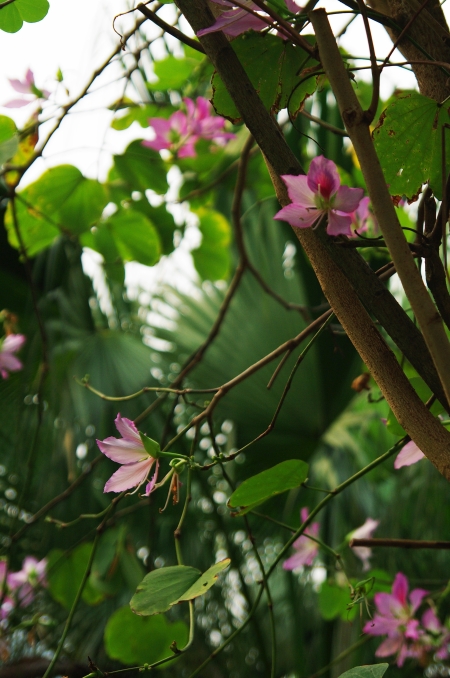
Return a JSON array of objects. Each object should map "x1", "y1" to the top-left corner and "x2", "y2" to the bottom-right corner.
[{"x1": 0, "y1": 0, "x2": 431, "y2": 298}]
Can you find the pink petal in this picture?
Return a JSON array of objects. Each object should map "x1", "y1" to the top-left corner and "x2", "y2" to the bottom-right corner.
[
  {"x1": 394, "y1": 441, "x2": 425, "y2": 469},
  {"x1": 375, "y1": 635, "x2": 403, "y2": 658},
  {"x1": 0, "y1": 354, "x2": 22, "y2": 373},
  {"x1": 8, "y1": 78, "x2": 31, "y2": 94},
  {"x1": 374, "y1": 591, "x2": 404, "y2": 618},
  {"x1": 351, "y1": 517, "x2": 379, "y2": 540},
  {"x1": 392, "y1": 572, "x2": 408, "y2": 606},
  {"x1": 25, "y1": 69, "x2": 35, "y2": 87},
  {"x1": 282, "y1": 539, "x2": 318, "y2": 569},
  {"x1": 274, "y1": 203, "x2": 321, "y2": 229},
  {"x1": 326, "y1": 211, "x2": 353, "y2": 236},
  {"x1": 284, "y1": 0, "x2": 302, "y2": 11},
  {"x1": 409, "y1": 588, "x2": 428, "y2": 613},
  {"x1": 104, "y1": 458, "x2": 153, "y2": 493},
  {"x1": 178, "y1": 140, "x2": 198, "y2": 158},
  {"x1": 3, "y1": 98, "x2": 33, "y2": 108},
  {"x1": 144, "y1": 460, "x2": 160, "y2": 495},
  {"x1": 333, "y1": 186, "x2": 365, "y2": 214},
  {"x1": 365, "y1": 612, "x2": 402, "y2": 636},
  {"x1": 197, "y1": 7, "x2": 267, "y2": 37},
  {"x1": 307, "y1": 156, "x2": 340, "y2": 200},
  {"x1": 422, "y1": 608, "x2": 442, "y2": 632},
  {"x1": 97, "y1": 437, "x2": 146, "y2": 464},
  {"x1": 281, "y1": 174, "x2": 316, "y2": 208},
  {"x1": 114, "y1": 413, "x2": 140, "y2": 443},
  {"x1": 3, "y1": 334, "x2": 26, "y2": 353},
  {"x1": 300, "y1": 507, "x2": 309, "y2": 523}
]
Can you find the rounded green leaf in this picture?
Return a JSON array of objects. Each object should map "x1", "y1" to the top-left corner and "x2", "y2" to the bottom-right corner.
[
  {"x1": 113, "y1": 140, "x2": 168, "y2": 195},
  {"x1": 337, "y1": 665, "x2": 389, "y2": 678},
  {"x1": 105, "y1": 605, "x2": 188, "y2": 666},
  {"x1": 0, "y1": 4, "x2": 23, "y2": 32},
  {"x1": 176, "y1": 559, "x2": 230, "y2": 602},
  {"x1": 212, "y1": 34, "x2": 316, "y2": 122},
  {"x1": 47, "y1": 543, "x2": 105, "y2": 609},
  {"x1": 130, "y1": 565, "x2": 201, "y2": 616},
  {"x1": 373, "y1": 92, "x2": 450, "y2": 200},
  {"x1": 318, "y1": 580, "x2": 352, "y2": 621},
  {"x1": 149, "y1": 55, "x2": 197, "y2": 91},
  {"x1": 0, "y1": 115, "x2": 17, "y2": 144},
  {"x1": 228, "y1": 459, "x2": 309, "y2": 514},
  {"x1": 0, "y1": 0, "x2": 49, "y2": 32},
  {"x1": 107, "y1": 209, "x2": 161, "y2": 267},
  {"x1": 191, "y1": 208, "x2": 231, "y2": 281}
]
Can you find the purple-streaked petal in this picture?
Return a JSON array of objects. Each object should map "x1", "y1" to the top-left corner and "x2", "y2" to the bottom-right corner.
[
  {"x1": 394, "y1": 441, "x2": 425, "y2": 469},
  {"x1": 374, "y1": 591, "x2": 403, "y2": 618},
  {"x1": 409, "y1": 588, "x2": 428, "y2": 613},
  {"x1": 326, "y1": 211, "x2": 353, "y2": 237},
  {"x1": 333, "y1": 186, "x2": 364, "y2": 214},
  {"x1": 97, "y1": 437, "x2": 145, "y2": 464},
  {"x1": 149, "y1": 117, "x2": 172, "y2": 138},
  {"x1": 392, "y1": 572, "x2": 408, "y2": 606},
  {"x1": 178, "y1": 139, "x2": 198, "y2": 158},
  {"x1": 114, "y1": 413, "x2": 140, "y2": 442},
  {"x1": 365, "y1": 615, "x2": 401, "y2": 636},
  {"x1": 144, "y1": 460, "x2": 160, "y2": 495},
  {"x1": 274, "y1": 203, "x2": 321, "y2": 229},
  {"x1": 104, "y1": 458, "x2": 153, "y2": 493},
  {"x1": 2, "y1": 334, "x2": 26, "y2": 353},
  {"x1": 307, "y1": 156, "x2": 340, "y2": 200},
  {"x1": 281, "y1": 174, "x2": 316, "y2": 207}
]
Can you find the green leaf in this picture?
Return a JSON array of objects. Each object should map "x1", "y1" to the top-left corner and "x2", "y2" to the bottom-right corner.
[
  {"x1": 106, "y1": 209, "x2": 161, "y2": 267},
  {"x1": 105, "y1": 605, "x2": 188, "y2": 666},
  {"x1": 130, "y1": 560, "x2": 230, "y2": 616},
  {"x1": 132, "y1": 200, "x2": 178, "y2": 254},
  {"x1": 386, "y1": 376, "x2": 444, "y2": 436},
  {"x1": 212, "y1": 34, "x2": 316, "y2": 123},
  {"x1": 5, "y1": 196, "x2": 60, "y2": 257},
  {"x1": 0, "y1": 136, "x2": 18, "y2": 166},
  {"x1": 130, "y1": 565, "x2": 201, "y2": 616},
  {"x1": 318, "y1": 580, "x2": 352, "y2": 621},
  {"x1": 0, "y1": 115, "x2": 17, "y2": 144},
  {"x1": 0, "y1": 0, "x2": 49, "y2": 32},
  {"x1": 373, "y1": 92, "x2": 450, "y2": 200},
  {"x1": 337, "y1": 665, "x2": 389, "y2": 678},
  {"x1": 47, "y1": 543, "x2": 105, "y2": 609},
  {"x1": 191, "y1": 208, "x2": 231, "y2": 281},
  {"x1": 111, "y1": 103, "x2": 169, "y2": 130},
  {"x1": 176, "y1": 559, "x2": 231, "y2": 601},
  {"x1": 228, "y1": 459, "x2": 309, "y2": 515},
  {"x1": 113, "y1": 140, "x2": 168, "y2": 194},
  {"x1": 149, "y1": 55, "x2": 197, "y2": 91},
  {"x1": 139, "y1": 432, "x2": 160, "y2": 457},
  {"x1": 58, "y1": 178, "x2": 107, "y2": 235}
]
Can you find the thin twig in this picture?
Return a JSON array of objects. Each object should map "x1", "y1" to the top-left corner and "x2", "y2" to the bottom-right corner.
[
  {"x1": 356, "y1": 0, "x2": 380, "y2": 123},
  {"x1": 350, "y1": 538, "x2": 450, "y2": 549},
  {"x1": 137, "y1": 3, "x2": 205, "y2": 53}
]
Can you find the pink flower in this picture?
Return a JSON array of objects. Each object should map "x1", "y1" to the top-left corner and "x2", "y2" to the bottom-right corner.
[
  {"x1": 143, "y1": 97, "x2": 235, "y2": 158},
  {"x1": 283, "y1": 508, "x2": 320, "y2": 570},
  {"x1": 274, "y1": 156, "x2": 364, "y2": 237},
  {"x1": 0, "y1": 334, "x2": 25, "y2": 379},
  {"x1": 350, "y1": 196, "x2": 378, "y2": 235},
  {"x1": 197, "y1": 0, "x2": 302, "y2": 38},
  {"x1": 364, "y1": 572, "x2": 428, "y2": 666},
  {"x1": 8, "y1": 557, "x2": 47, "y2": 606},
  {"x1": 394, "y1": 440, "x2": 425, "y2": 469},
  {"x1": 4, "y1": 69, "x2": 50, "y2": 108},
  {"x1": 97, "y1": 414, "x2": 160, "y2": 495},
  {"x1": 349, "y1": 517, "x2": 379, "y2": 571}
]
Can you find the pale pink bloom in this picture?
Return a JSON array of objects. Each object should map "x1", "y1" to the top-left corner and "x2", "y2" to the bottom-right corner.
[
  {"x1": 394, "y1": 440, "x2": 425, "y2": 469},
  {"x1": 283, "y1": 507, "x2": 320, "y2": 570},
  {"x1": 364, "y1": 572, "x2": 428, "y2": 666},
  {"x1": 197, "y1": 0, "x2": 302, "y2": 38},
  {"x1": 349, "y1": 517, "x2": 379, "y2": 571},
  {"x1": 4, "y1": 68, "x2": 50, "y2": 108},
  {"x1": 0, "y1": 334, "x2": 25, "y2": 379},
  {"x1": 274, "y1": 156, "x2": 364, "y2": 237},
  {"x1": 421, "y1": 609, "x2": 450, "y2": 660},
  {"x1": 97, "y1": 414, "x2": 159, "y2": 495},
  {"x1": 8, "y1": 557, "x2": 47, "y2": 606},
  {"x1": 143, "y1": 97, "x2": 235, "y2": 158},
  {"x1": 350, "y1": 196, "x2": 378, "y2": 235}
]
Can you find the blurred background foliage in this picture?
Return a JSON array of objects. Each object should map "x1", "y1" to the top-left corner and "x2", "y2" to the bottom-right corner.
[{"x1": 0, "y1": 15, "x2": 446, "y2": 678}]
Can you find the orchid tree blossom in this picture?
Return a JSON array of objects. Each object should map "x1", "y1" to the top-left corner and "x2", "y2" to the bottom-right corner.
[
  {"x1": 363, "y1": 572, "x2": 428, "y2": 666},
  {"x1": 8, "y1": 557, "x2": 47, "y2": 606},
  {"x1": 350, "y1": 196, "x2": 378, "y2": 235},
  {"x1": 274, "y1": 156, "x2": 364, "y2": 237},
  {"x1": 4, "y1": 69, "x2": 50, "y2": 108},
  {"x1": 197, "y1": 0, "x2": 302, "y2": 38},
  {"x1": 283, "y1": 508, "x2": 320, "y2": 570},
  {"x1": 97, "y1": 414, "x2": 160, "y2": 495},
  {"x1": 348, "y1": 517, "x2": 379, "y2": 571},
  {"x1": 143, "y1": 97, "x2": 235, "y2": 158},
  {"x1": 394, "y1": 440, "x2": 425, "y2": 469},
  {"x1": 0, "y1": 334, "x2": 26, "y2": 379}
]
